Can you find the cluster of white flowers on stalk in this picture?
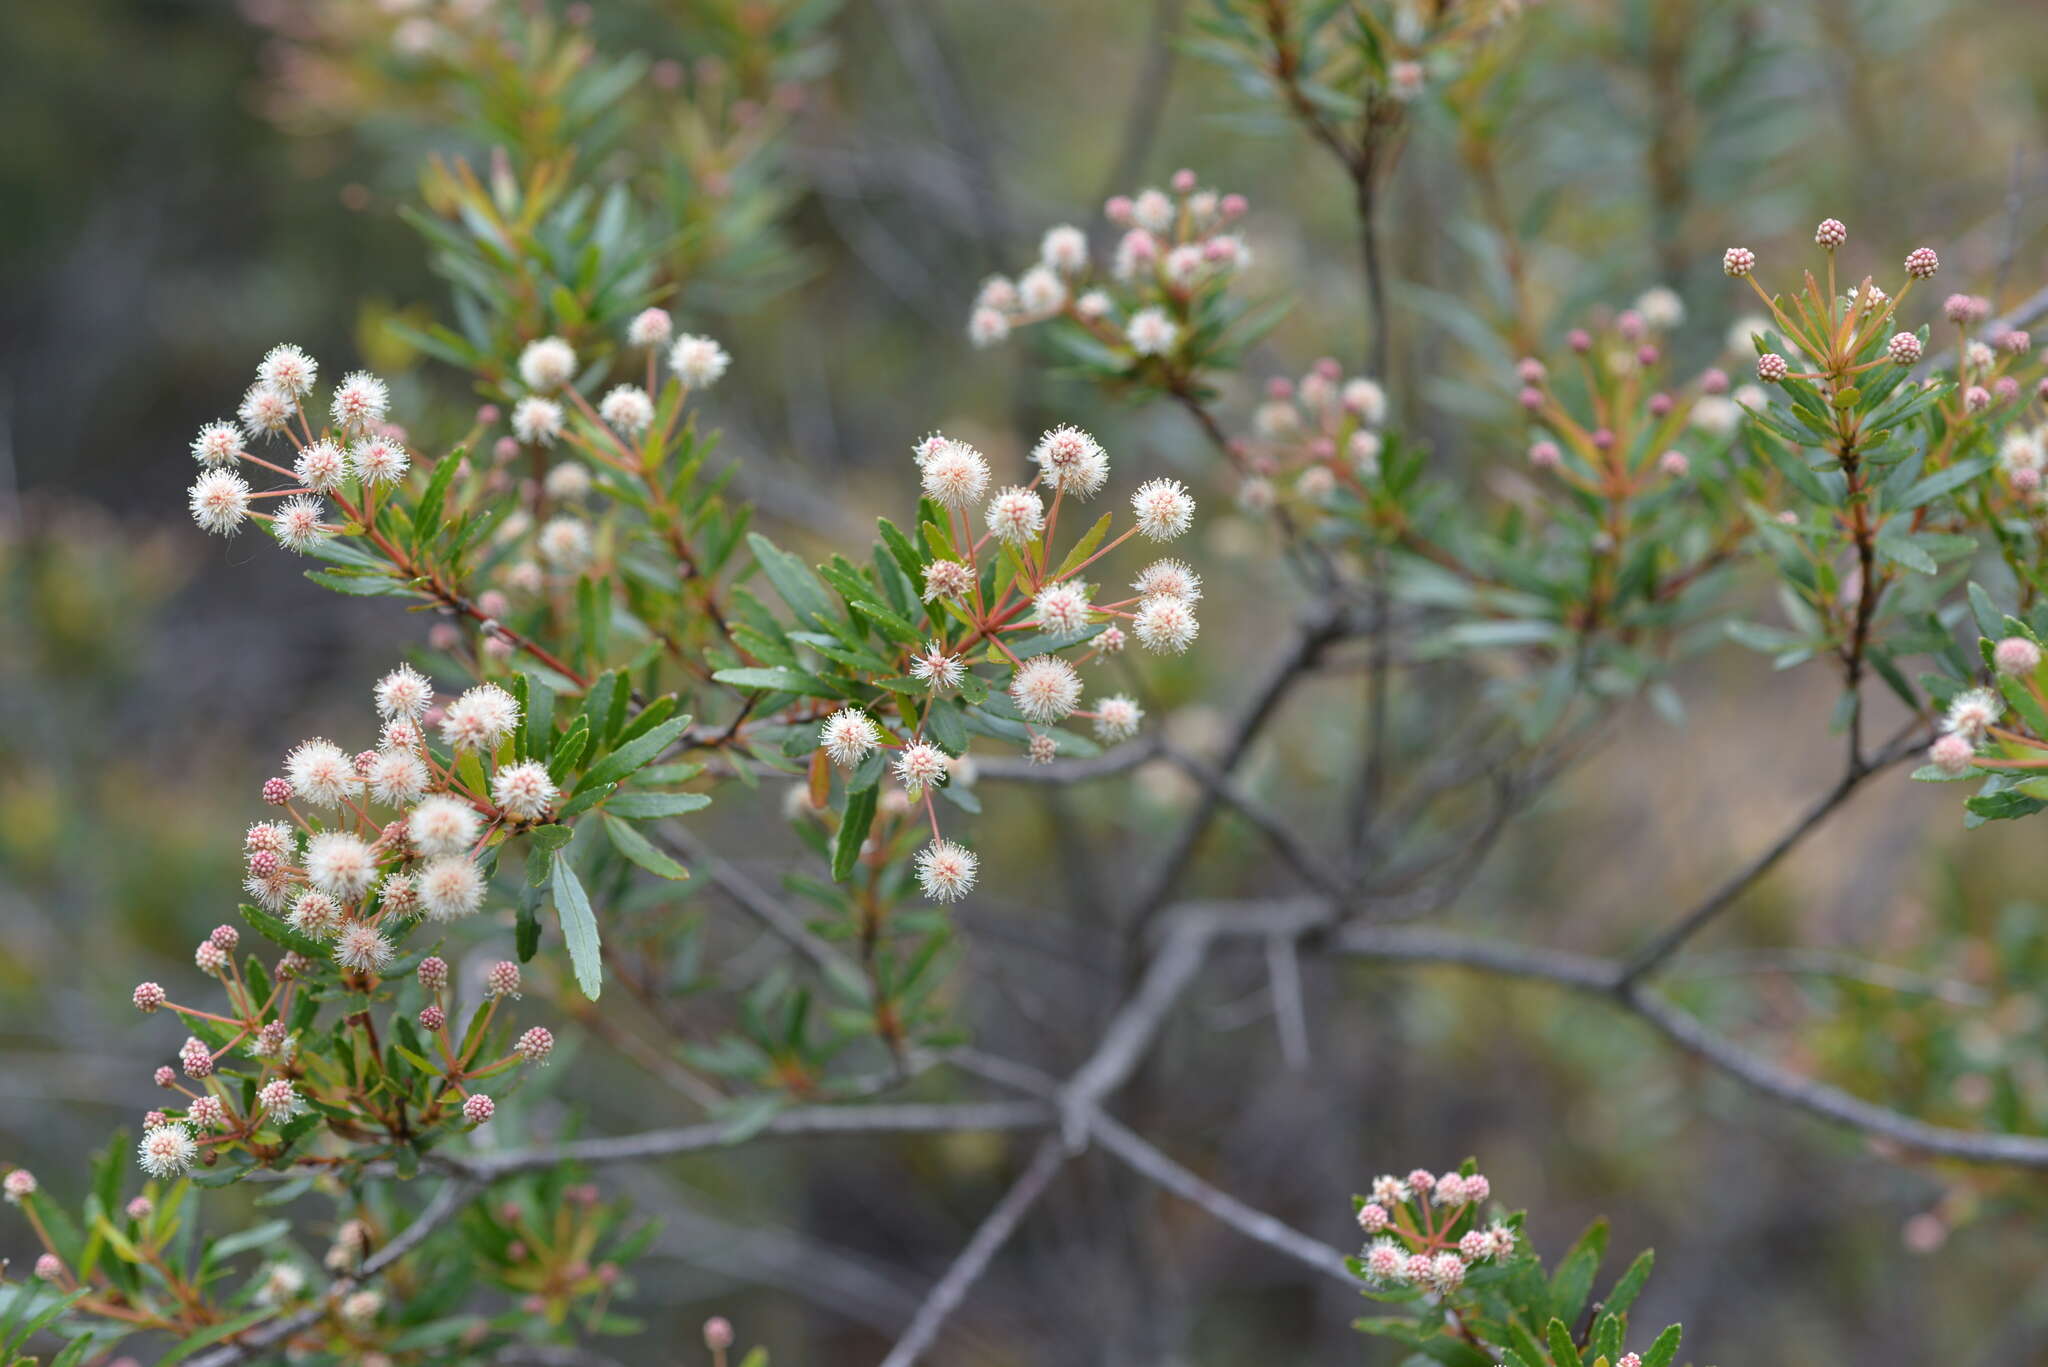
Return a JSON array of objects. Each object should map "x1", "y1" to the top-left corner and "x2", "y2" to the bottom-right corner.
[
  {"x1": 1352, "y1": 1166, "x2": 1517, "y2": 1294},
  {"x1": 237, "y1": 665, "x2": 553, "y2": 958},
  {"x1": 967, "y1": 169, "x2": 1251, "y2": 362},
  {"x1": 186, "y1": 345, "x2": 411, "y2": 552},
  {"x1": 480, "y1": 310, "x2": 731, "y2": 615},
  {"x1": 99, "y1": 664, "x2": 559, "y2": 1178},
  {"x1": 1231, "y1": 358, "x2": 1390, "y2": 514},
  {"x1": 813, "y1": 424, "x2": 1200, "y2": 903}
]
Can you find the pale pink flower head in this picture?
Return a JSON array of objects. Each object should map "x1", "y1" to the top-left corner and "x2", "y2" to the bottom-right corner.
[
  {"x1": 491, "y1": 761, "x2": 559, "y2": 822},
  {"x1": 1132, "y1": 558, "x2": 1201, "y2": 604},
  {"x1": 1756, "y1": 353, "x2": 1789, "y2": 383},
  {"x1": 137, "y1": 1122, "x2": 197, "y2": 1178},
  {"x1": 1995, "y1": 636, "x2": 2042, "y2": 677},
  {"x1": 600, "y1": 384, "x2": 656, "y2": 436},
  {"x1": 922, "y1": 558, "x2": 975, "y2": 602},
  {"x1": 188, "y1": 469, "x2": 253, "y2": 536},
  {"x1": 1966, "y1": 385, "x2": 1992, "y2": 413},
  {"x1": 518, "y1": 336, "x2": 578, "y2": 392},
  {"x1": 893, "y1": 742, "x2": 950, "y2": 797},
  {"x1": 1032, "y1": 582, "x2": 1094, "y2": 638},
  {"x1": 1125, "y1": 307, "x2": 1178, "y2": 357},
  {"x1": 1928, "y1": 733, "x2": 1976, "y2": 776},
  {"x1": 409, "y1": 795, "x2": 482, "y2": 859},
  {"x1": 984, "y1": 486, "x2": 1046, "y2": 544},
  {"x1": 34, "y1": 1254, "x2": 62, "y2": 1282},
  {"x1": 1134, "y1": 595, "x2": 1199, "y2": 653},
  {"x1": 1130, "y1": 478, "x2": 1194, "y2": 540},
  {"x1": 914, "y1": 839, "x2": 979, "y2": 902},
  {"x1": 1721, "y1": 246, "x2": 1756, "y2": 277},
  {"x1": 703, "y1": 1318, "x2": 735, "y2": 1351},
  {"x1": 463, "y1": 1094, "x2": 496, "y2": 1125},
  {"x1": 190, "y1": 420, "x2": 242, "y2": 466},
  {"x1": 239, "y1": 384, "x2": 295, "y2": 442},
  {"x1": 1010, "y1": 656, "x2": 1082, "y2": 723},
  {"x1": 1363, "y1": 1238, "x2": 1405, "y2": 1284},
  {"x1": 1529, "y1": 440, "x2": 1562, "y2": 470},
  {"x1": 258, "y1": 1078, "x2": 303, "y2": 1120},
  {"x1": 419, "y1": 955, "x2": 450, "y2": 991},
  {"x1": 909, "y1": 642, "x2": 965, "y2": 692},
  {"x1": 668, "y1": 334, "x2": 731, "y2": 388},
  {"x1": 1032, "y1": 424, "x2": 1110, "y2": 497},
  {"x1": 258, "y1": 343, "x2": 318, "y2": 398},
  {"x1": 819, "y1": 708, "x2": 882, "y2": 768},
  {"x1": 306, "y1": 831, "x2": 379, "y2": 899},
  {"x1": 1887, "y1": 332, "x2": 1922, "y2": 366},
  {"x1": 350, "y1": 435, "x2": 410, "y2": 486},
  {"x1": 335, "y1": 922, "x2": 396, "y2": 974},
  {"x1": 516, "y1": 1026, "x2": 555, "y2": 1063},
  {"x1": 922, "y1": 441, "x2": 992, "y2": 510},
  {"x1": 627, "y1": 307, "x2": 674, "y2": 349},
  {"x1": 1658, "y1": 450, "x2": 1690, "y2": 478},
  {"x1": 1813, "y1": 217, "x2": 1847, "y2": 248},
  {"x1": 416, "y1": 858, "x2": 486, "y2": 921},
  {"x1": 1355, "y1": 1202, "x2": 1388, "y2": 1233},
  {"x1": 1903, "y1": 246, "x2": 1939, "y2": 280},
  {"x1": 1091, "y1": 693, "x2": 1144, "y2": 742},
  {"x1": 513, "y1": 396, "x2": 565, "y2": 445},
  {"x1": 270, "y1": 495, "x2": 331, "y2": 558},
  {"x1": 440, "y1": 684, "x2": 521, "y2": 752},
  {"x1": 3, "y1": 1170, "x2": 36, "y2": 1204},
  {"x1": 134, "y1": 981, "x2": 166, "y2": 1012},
  {"x1": 1040, "y1": 224, "x2": 1089, "y2": 274},
  {"x1": 330, "y1": 371, "x2": 390, "y2": 433},
  {"x1": 1942, "y1": 688, "x2": 2001, "y2": 743}
]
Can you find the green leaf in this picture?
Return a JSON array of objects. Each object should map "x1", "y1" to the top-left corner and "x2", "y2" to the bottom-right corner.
[
  {"x1": 1546, "y1": 1317, "x2": 1584, "y2": 1367},
  {"x1": 1896, "y1": 455, "x2": 1991, "y2": 511},
  {"x1": 550, "y1": 852, "x2": 604, "y2": 999},
  {"x1": 1641, "y1": 1323, "x2": 1683, "y2": 1367},
  {"x1": 746, "y1": 531, "x2": 837, "y2": 629},
  {"x1": 1602, "y1": 1248, "x2": 1654, "y2": 1317},
  {"x1": 605, "y1": 791, "x2": 713, "y2": 819},
  {"x1": 833, "y1": 784, "x2": 878, "y2": 883},
  {"x1": 577, "y1": 716, "x2": 688, "y2": 793},
  {"x1": 239, "y1": 904, "x2": 327, "y2": 960},
  {"x1": 602, "y1": 814, "x2": 690, "y2": 880},
  {"x1": 712, "y1": 666, "x2": 837, "y2": 697}
]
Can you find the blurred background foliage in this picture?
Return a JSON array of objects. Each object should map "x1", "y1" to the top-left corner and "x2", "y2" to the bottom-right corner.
[{"x1": 6, "y1": 0, "x2": 2048, "y2": 1362}]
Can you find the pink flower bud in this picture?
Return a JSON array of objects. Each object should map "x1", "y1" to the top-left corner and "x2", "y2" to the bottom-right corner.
[
  {"x1": 1722, "y1": 246, "x2": 1756, "y2": 277},
  {"x1": 704, "y1": 1318, "x2": 735, "y2": 1351},
  {"x1": 1170, "y1": 168, "x2": 1197, "y2": 194},
  {"x1": 1994, "y1": 637, "x2": 2041, "y2": 676},
  {"x1": 1756, "y1": 353, "x2": 1789, "y2": 383},
  {"x1": 1659, "y1": 450, "x2": 1690, "y2": 478},
  {"x1": 1700, "y1": 367, "x2": 1730, "y2": 395},
  {"x1": 261, "y1": 777, "x2": 292, "y2": 806},
  {"x1": 1903, "y1": 246, "x2": 1939, "y2": 279},
  {"x1": 1813, "y1": 217, "x2": 1847, "y2": 248},
  {"x1": 419, "y1": 1005, "x2": 446, "y2": 1031},
  {"x1": 462, "y1": 1094, "x2": 495, "y2": 1125},
  {"x1": 134, "y1": 982, "x2": 166, "y2": 1013}
]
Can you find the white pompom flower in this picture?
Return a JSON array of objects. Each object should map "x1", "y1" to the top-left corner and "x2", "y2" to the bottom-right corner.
[
  {"x1": 137, "y1": 1123, "x2": 198, "y2": 1178},
  {"x1": 1031, "y1": 425, "x2": 1109, "y2": 498},
  {"x1": 439, "y1": 684, "x2": 521, "y2": 752},
  {"x1": 491, "y1": 761, "x2": 559, "y2": 821},
  {"x1": 512, "y1": 396, "x2": 565, "y2": 446},
  {"x1": 518, "y1": 336, "x2": 578, "y2": 392},
  {"x1": 819, "y1": 708, "x2": 882, "y2": 768},
  {"x1": 1009, "y1": 656, "x2": 1082, "y2": 723},
  {"x1": 272, "y1": 495, "x2": 331, "y2": 554},
  {"x1": 628, "y1": 307, "x2": 674, "y2": 348},
  {"x1": 350, "y1": 436, "x2": 410, "y2": 486},
  {"x1": 599, "y1": 384, "x2": 656, "y2": 436},
  {"x1": 374, "y1": 663, "x2": 434, "y2": 719},
  {"x1": 286, "y1": 739, "x2": 358, "y2": 807},
  {"x1": 294, "y1": 440, "x2": 348, "y2": 493},
  {"x1": 921, "y1": 442, "x2": 992, "y2": 509},
  {"x1": 1131, "y1": 558, "x2": 1201, "y2": 604},
  {"x1": 188, "y1": 469, "x2": 252, "y2": 535},
  {"x1": 915, "y1": 839, "x2": 979, "y2": 902},
  {"x1": 1031, "y1": 583, "x2": 1094, "y2": 638},
  {"x1": 1092, "y1": 694, "x2": 1145, "y2": 742},
  {"x1": 893, "y1": 742, "x2": 951, "y2": 798},
  {"x1": 258, "y1": 344, "x2": 318, "y2": 398},
  {"x1": 1134, "y1": 595, "x2": 1199, "y2": 653},
  {"x1": 1130, "y1": 478, "x2": 1195, "y2": 540},
  {"x1": 330, "y1": 371, "x2": 390, "y2": 433},
  {"x1": 669, "y1": 334, "x2": 731, "y2": 388},
  {"x1": 984, "y1": 486, "x2": 1045, "y2": 544},
  {"x1": 305, "y1": 831, "x2": 379, "y2": 900},
  {"x1": 238, "y1": 385, "x2": 295, "y2": 442},
  {"x1": 408, "y1": 794, "x2": 482, "y2": 859},
  {"x1": 1126, "y1": 307, "x2": 1178, "y2": 357},
  {"x1": 416, "y1": 856, "x2": 486, "y2": 921},
  {"x1": 190, "y1": 421, "x2": 242, "y2": 466}
]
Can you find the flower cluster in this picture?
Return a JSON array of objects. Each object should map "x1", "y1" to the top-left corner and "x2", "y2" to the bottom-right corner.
[
  {"x1": 185, "y1": 344, "x2": 405, "y2": 552},
  {"x1": 242, "y1": 665, "x2": 552, "y2": 958},
  {"x1": 1230, "y1": 358, "x2": 1390, "y2": 513},
  {"x1": 1352, "y1": 1166, "x2": 1515, "y2": 1293},
  {"x1": 968, "y1": 169, "x2": 1253, "y2": 372},
  {"x1": 809, "y1": 424, "x2": 1199, "y2": 902}
]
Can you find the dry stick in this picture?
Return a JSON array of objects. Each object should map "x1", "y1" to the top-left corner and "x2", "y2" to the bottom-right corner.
[
  {"x1": 658, "y1": 825, "x2": 851, "y2": 981},
  {"x1": 1087, "y1": 1112, "x2": 1352, "y2": 1282},
  {"x1": 1614, "y1": 722, "x2": 1925, "y2": 988},
  {"x1": 187, "y1": 1176, "x2": 478, "y2": 1367},
  {"x1": 1123, "y1": 602, "x2": 1347, "y2": 942},
  {"x1": 876, "y1": 1137, "x2": 1069, "y2": 1367}
]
